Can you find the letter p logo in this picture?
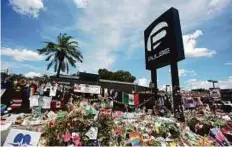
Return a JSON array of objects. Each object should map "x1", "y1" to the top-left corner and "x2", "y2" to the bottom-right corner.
[{"x1": 146, "y1": 21, "x2": 168, "y2": 52}]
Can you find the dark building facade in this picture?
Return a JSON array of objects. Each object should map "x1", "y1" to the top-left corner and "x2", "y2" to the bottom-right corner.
[
  {"x1": 220, "y1": 89, "x2": 232, "y2": 102},
  {"x1": 50, "y1": 72, "x2": 149, "y2": 93}
]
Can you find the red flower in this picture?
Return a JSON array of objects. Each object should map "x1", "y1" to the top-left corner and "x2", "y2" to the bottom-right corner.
[
  {"x1": 63, "y1": 132, "x2": 71, "y2": 142},
  {"x1": 49, "y1": 121, "x2": 55, "y2": 128}
]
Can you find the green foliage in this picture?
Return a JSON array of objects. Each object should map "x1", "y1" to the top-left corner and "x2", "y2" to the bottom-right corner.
[
  {"x1": 98, "y1": 68, "x2": 136, "y2": 82},
  {"x1": 37, "y1": 33, "x2": 83, "y2": 77},
  {"x1": 97, "y1": 116, "x2": 115, "y2": 146}
]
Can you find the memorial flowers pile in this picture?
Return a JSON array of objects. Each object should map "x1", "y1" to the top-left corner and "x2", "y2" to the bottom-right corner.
[{"x1": 43, "y1": 101, "x2": 115, "y2": 146}]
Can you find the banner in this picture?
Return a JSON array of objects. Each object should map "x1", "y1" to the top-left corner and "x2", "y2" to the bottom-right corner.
[
  {"x1": 3, "y1": 129, "x2": 41, "y2": 147},
  {"x1": 209, "y1": 88, "x2": 221, "y2": 101},
  {"x1": 74, "y1": 84, "x2": 101, "y2": 94}
]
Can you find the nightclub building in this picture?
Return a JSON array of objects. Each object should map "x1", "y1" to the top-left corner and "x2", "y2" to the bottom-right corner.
[
  {"x1": 50, "y1": 72, "x2": 149, "y2": 93},
  {"x1": 220, "y1": 89, "x2": 232, "y2": 102}
]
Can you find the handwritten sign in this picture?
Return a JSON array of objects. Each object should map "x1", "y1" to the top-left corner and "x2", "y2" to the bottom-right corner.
[
  {"x1": 86, "y1": 127, "x2": 98, "y2": 140},
  {"x1": 3, "y1": 129, "x2": 41, "y2": 147}
]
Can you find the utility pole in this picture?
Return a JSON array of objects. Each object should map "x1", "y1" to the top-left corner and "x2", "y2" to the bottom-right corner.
[
  {"x1": 166, "y1": 85, "x2": 170, "y2": 94},
  {"x1": 208, "y1": 80, "x2": 218, "y2": 88}
]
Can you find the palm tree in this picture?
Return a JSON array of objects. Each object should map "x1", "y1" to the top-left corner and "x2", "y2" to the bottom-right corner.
[{"x1": 37, "y1": 33, "x2": 83, "y2": 78}]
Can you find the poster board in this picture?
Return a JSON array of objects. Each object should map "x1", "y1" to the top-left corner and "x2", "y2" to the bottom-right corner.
[
  {"x1": 3, "y1": 129, "x2": 41, "y2": 146},
  {"x1": 209, "y1": 88, "x2": 221, "y2": 101},
  {"x1": 74, "y1": 84, "x2": 101, "y2": 94}
]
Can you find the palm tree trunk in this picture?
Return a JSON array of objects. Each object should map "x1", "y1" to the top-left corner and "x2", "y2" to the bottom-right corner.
[{"x1": 56, "y1": 60, "x2": 62, "y2": 78}]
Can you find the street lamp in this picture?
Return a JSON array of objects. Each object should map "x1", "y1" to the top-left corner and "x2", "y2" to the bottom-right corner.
[
  {"x1": 166, "y1": 85, "x2": 170, "y2": 94},
  {"x1": 208, "y1": 80, "x2": 218, "y2": 88}
]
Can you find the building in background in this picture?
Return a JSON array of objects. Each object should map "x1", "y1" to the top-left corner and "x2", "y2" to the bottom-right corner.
[
  {"x1": 220, "y1": 89, "x2": 232, "y2": 102},
  {"x1": 50, "y1": 72, "x2": 148, "y2": 93}
]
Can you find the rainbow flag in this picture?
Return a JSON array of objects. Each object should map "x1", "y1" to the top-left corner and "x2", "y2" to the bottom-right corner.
[
  {"x1": 129, "y1": 132, "x2": 141, "y2": 146},
  {"x1": 30, "y1": 87, "x2": 35, "y2": 96}
]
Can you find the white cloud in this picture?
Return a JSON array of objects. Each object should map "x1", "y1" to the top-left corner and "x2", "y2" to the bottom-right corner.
[
  {"x1": 179, "y1": 69, "x2": 197, "y2": 77},
  {"x1": 186, "y1": 79, "x2": 212, "y2": 89},
  {"x1": 169, "y1": 69, "x2": 197, "y2": 77},
  {"x1": 1, "y1": 47, "x2": 44, "y2": 61},
  {"x1": 183, "y1": 30, "x2": 217, "y2": 57},
  {"x1": 73, "y1": 0, "x2": 88, "y2": 8},
  {"x1": 219, "y1": 77, "x2": 232, "y2": 89},
  {"x1": 208, "y1": 0, "x2": 231, "y2": 14},
  {"x1": 225, "y1": 62, "x2": 232, "y2": 65},
  {"x1": 136, "y1": 78, "x2": 150, "y2": 87},
  {"x1": 186, "y1": 76, "x2": 232, "y2": 89},
  {"x1": 73, "y1": 0, "x2": 230, "y2": 72},
  {"x1": 159, "y1": 85, "x2": 172, "y2": 91},
  {"x1": 9, "y1": 0, "x2": 44, "y2": 18},
  {"x1": 25, "y1": 72, "x2": 41, "y2": 77},
  {"x1": 1, "y1": 61, "x2": 54, "y2": 75}
]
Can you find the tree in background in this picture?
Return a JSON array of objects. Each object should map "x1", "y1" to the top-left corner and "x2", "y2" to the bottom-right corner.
[
  {"x1": 191, "y1": 88, "x2": 209, "y2": 93},
  {"x1": 37, "y1": 33, "x2": 83, "y2": 78},
  {"x1": 98, "y1": 68, "x2": 136, "y2": 82}
]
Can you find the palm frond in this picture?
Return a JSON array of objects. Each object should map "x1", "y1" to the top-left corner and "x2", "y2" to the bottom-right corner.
[
  {"x1": 65, "y1": 55, "x2": 77, "y2": 68},
  {"x1": 37, "y1": 48, "x2": 48, "y2": 55},
  {"x1": 47, "y1": 60, "x2": 55, "y2": 70},
  {"x1": 67, "y1": 41, "x2": 78, "y2": 46},
  {"x1": 45, "y1": 54, "x2": 54, "y2": 61}
]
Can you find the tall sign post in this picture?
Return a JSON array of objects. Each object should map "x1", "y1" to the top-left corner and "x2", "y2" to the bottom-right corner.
[{"x1": 144, "y1": 7, "x2": 185, "y2": 121}]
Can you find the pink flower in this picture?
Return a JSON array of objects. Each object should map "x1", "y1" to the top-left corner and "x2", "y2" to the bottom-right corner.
[
  {"x1": 63, "y1": 132, "x2": 72, "y2": 142},
  {"x1": 72, "y1": 133, "x2": 82, "y2": 146}
]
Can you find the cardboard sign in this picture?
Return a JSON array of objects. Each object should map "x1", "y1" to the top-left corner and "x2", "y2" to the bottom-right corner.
[
  {"x1": 3, "y1": 129, "x2": 41, "y2": 146},
  {"x1": 49, "y1": 86, "x2": 57, "y2": 97},
  {"x1": 86, "y1": 127, "x2": 98, "y2": 140},
  {"x1": 32, "y1": 106, "x2": 42, "y2": 117},
  {"x1": 47, "y1": 111, "x2": 57, "y2": 120},
  {"x1": 209, "y1": 88, "x2": 221, "y2": 101},
  {"x1": 94, "y1": 111, "x2": 99, "y2": 121}
]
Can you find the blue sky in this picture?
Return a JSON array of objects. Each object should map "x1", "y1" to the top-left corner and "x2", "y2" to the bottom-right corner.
[{"x1": 1, "y1": 0, "x2": 232, "y2": 89}]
